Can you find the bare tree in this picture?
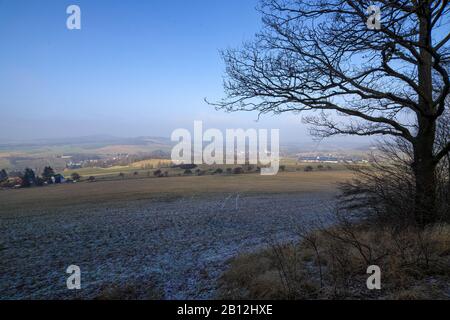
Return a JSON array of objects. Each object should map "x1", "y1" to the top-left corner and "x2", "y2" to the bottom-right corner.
[
  {"x1": 213, "y1": 0, "x2": 450, "y2": 226},
  {"x1": 436, "y1": 101, "x2": 450, "y2": 210}
]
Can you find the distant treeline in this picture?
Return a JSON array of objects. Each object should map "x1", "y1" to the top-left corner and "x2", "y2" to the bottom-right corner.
[{"x1": 0, "y1": 166, "x2": 80, "y2": 189}]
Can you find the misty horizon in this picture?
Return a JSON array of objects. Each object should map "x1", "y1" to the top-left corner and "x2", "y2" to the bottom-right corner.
[
  {"x1": 0, "y1": 0, "x2": 377, "y2": 148},
  {"x1": 0, "y1": 131, "x2": 375, "y2": 150}
]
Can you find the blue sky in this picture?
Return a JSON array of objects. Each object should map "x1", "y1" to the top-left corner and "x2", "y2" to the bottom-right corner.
[{"x1": 0, "y1": 0, "x2": 370, "y2": 146}]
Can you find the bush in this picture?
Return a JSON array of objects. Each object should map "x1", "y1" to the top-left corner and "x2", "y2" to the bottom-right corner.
[
  {"x1": 317, "y1": 165, "x2": 324, "y2": 170},
  {"x1": 233, "y1": 167, "x2": 244, "y2": 174},
  {"x1": 184, "y1": 169, "x2": 192, "y2": 175},
  {"x1": 214, "y1": 168, "x2": 223, "y2": 174},
  {"x1": 218, "y1": 221, "x2": 450, "y2": 300},
  {"x1": 279, "y1": 165, "x2": 286, "y2": 172},
  {"x1": 0, "y1": 169, "x2": 8, "y2": 182},
  {"x1": 21, "y1": 168, "x2": 36, "y2": 187},
  {"x1": 35, "y1": 177, "x2": 45, "y2": 186},
  {"x1": 71, "y1": 172, "x2": 81, "y2": 181},
  {"x1": 226, "y1": 168, "x2": 233, "y2": 174},
  {"x1": 153, "y1": 169, "x2": 162, "y2": 177},
  {"x1": 339, "y1": 139, "x2": 449, "y2": 227},
  {"x1": 42, "y1": 166, "x2": 55, "y2": 182},
  {"x1": 304, "y1": 166, "x2": 314, "y2": 172},
  {"x1": 87, "y1": 176, "x2": 96, "y2": 182},
  {"x1": 179, "y1": 164, "x2": 198, "y2": 170}
]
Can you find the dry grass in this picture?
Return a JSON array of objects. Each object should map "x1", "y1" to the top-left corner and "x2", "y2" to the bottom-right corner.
[
  {"x1": 217, "y1": 245, "x2": 320, "y2": 299},
  {"x1": 0, "y1": 171, "x2": 351, "y2": 214},
  {"x1": 217, "y1": 224, "x2": 450, "y2": 300}
]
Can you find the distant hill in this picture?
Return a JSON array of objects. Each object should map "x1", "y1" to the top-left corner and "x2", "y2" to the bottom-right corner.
[
  {"x1": 0, "y1": 135, "x2": 173, "y2": 151},
  {"x1": 0, "y1": 134, "x2": 375, "y2": 171},
  {"x1": 0, "y1": 136, "x2": 174, "y2": 171}
]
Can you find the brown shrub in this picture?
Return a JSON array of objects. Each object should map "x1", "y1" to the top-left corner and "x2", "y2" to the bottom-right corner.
[{"x1": 217, "y1": 223, "x2": 450, "y2": 300}]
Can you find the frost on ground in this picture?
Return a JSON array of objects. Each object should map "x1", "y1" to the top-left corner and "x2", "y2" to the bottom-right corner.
[{"x1": 0, "y1": 192, "x2": 336, "y2": 299}]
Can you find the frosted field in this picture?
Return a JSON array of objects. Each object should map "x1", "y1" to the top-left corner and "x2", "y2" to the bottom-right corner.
[{"x1": 0, "y1": 192, "x2": 337, "y2": 299}]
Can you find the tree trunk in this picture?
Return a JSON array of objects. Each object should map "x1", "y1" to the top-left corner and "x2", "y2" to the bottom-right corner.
[
  {"x1": 413, "y1": 3, "x2": 437, "y2": 227},
  {"x1": 413, "y1": 118, "x2": 437, "y2": 227}
]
